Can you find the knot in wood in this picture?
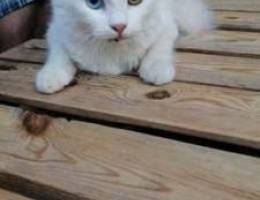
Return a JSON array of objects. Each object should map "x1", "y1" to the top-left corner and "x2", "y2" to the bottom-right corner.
[
  {"x1": 22, "y1": 111, "x2": 51, "y2": 136},
  {"x1": 225, "y1": 16, "x2": 239, "y2": 20},
  {"x1": 146, "y1": 90, "x2": 171, "y2": 100}
]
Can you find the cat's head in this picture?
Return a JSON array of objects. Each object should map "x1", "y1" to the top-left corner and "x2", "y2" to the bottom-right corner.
[{"x1": 52, "y1": 0, "x2": 158, "y2": 41}]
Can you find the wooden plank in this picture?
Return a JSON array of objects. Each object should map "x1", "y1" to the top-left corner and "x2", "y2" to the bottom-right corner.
[
  {"x1": 176, "y1": 53, "x2": 260, "y2": 90},
  {"x1": 0, "y1": 189, "x2": 32, "y2": 200},
  {"x1": 215, "y1": 11, "x2": 260, "y2": 31},
  {"x1": 0, "y1": 104, "x2": 260, "y2": 200},
  {"x1": 0, "y1": 67, "x2": 260, "y2": 149},
  {"x1": 1, "y1": 39, "x2": 260, "y2": 91},
  {"x1": 206, "y1": 0, "x2": 260, "y2": 12},
  {"x1": 0, "y1": 40, "x2": 46, "y2": 64},
  {"x1": 3, "y1": 31, "x2": 260, "y2": 63},
  {"x1": 177, "y1": 30, "x2": 260, "y2": 58},
  {"x1": 1, "y1": 53, "x2": 260, "y2": 91},
  {"x1": 3, "y1": 31, "x2": 260, "y2": 59}
]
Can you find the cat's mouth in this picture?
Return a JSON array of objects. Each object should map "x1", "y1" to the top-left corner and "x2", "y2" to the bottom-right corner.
[
  {"x1": 108, "y1": 36, "x2": 129, "y2": 43},
  {"x1": 110, "y1": 38, "x2": 124, "y2": 42},
  {"x1": 109, "y1": 38, "x2": 124, "y2": 42}
]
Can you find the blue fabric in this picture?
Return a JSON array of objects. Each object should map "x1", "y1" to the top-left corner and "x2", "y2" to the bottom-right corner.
[{"x1": 0, "y1": 0, "x2": 36, "y2": 18}]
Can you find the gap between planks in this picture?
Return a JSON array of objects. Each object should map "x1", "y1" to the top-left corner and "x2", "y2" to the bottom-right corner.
[{"x1": 0, "y1": 104, "x2": 260, "y2": 200}]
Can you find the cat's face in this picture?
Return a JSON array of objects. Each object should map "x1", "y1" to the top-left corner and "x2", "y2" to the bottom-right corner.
[{"x1": 55, "y1": 0, "x2": 157, "y2": 41}]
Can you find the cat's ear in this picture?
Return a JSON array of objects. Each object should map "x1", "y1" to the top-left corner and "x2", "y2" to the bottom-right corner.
[{"x1": 174, "y1": 0, "x2": 214, "y2": 34}]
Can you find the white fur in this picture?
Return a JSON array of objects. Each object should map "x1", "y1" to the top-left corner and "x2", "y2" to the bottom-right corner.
[{"x1": 36, "y1": 0, "x2": 212, "y2": 94}]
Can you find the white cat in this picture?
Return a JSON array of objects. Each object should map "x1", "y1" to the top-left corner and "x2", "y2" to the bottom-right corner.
[{"x1": 36, "y1": 0, "x2": 212, "y2": 94}]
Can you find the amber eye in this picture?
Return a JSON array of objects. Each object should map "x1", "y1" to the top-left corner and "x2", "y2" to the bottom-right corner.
[{"x1": 128, "y1": 0, "x2": 143, "y2": 6}]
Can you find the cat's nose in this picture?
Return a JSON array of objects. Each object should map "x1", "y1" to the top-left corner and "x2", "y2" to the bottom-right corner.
[{"x1": 111, "y1": 24, "x2": 127, "y2": 35}]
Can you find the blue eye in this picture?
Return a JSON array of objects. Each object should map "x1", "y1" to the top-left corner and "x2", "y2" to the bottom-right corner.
[{"x1": 86, "y1": 0, "x2": 104, "y2": 9}]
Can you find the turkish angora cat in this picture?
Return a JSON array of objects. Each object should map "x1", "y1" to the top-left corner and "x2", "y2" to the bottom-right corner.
[{"x1": 36, "y1": 0, "x2": 212, "y2": 94}]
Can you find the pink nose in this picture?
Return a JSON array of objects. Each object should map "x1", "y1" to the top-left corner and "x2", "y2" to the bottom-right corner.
[{"x1": 111, "y1": 24, "x2": 127, "y2": 35}]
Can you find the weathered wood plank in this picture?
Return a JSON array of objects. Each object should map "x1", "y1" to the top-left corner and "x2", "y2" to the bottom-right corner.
[
  {"x1": 0, "y1": 189, "x2": 32, "y2": 200},
  {"x1": 0, "y1": 41, "x2": 46, "y2": 64},
  {"x1": 3, "y1": 31, "x2": 260, "y2": 63},
  {"x1": 177, "y1": 30, "x2": 260, "y2": 58},
  {"x1": 0, "y1": 105, "x2": 260, "y2": 200},
  {"x1": 215, "y1": 11, "x2": 260, "y2": 31},
  {"x1": 206, "y1": 0, "x2": 260, "y2": 12},
  {"x1": 1, "y1": 52, "x2": 260, "y2": 91},
  {"x1": 3, "y1": 30, "x2": 260, "y2": 59},
  {"x1": 176, "y1": 53, "x2": 260, "y2": 90},
  {"x1": 1, "y1": 39, "x2": 260, "y2": 91},
  {"x1": 0, "y1": 67, "x2": 260, "y2": 149}
]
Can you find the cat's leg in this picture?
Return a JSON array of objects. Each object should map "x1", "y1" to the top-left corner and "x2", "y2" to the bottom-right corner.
[
  {"x1": 139, "y1": 30, "x2": 178, "y2": 85},
  {"x1": 35, "y1": 42, "x2": 76, "y2": 94}
]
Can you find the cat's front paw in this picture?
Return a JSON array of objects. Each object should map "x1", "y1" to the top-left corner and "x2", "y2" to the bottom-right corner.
[
  {"x1": 139, "y1": 60, "x2": 175, "y2": 85},
  {"x1": 36, "y1": 65, "x2": 75, "y2": 94}
]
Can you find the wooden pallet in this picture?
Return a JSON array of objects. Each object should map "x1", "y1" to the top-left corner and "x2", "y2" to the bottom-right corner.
[{"x1": 0, "y1": 1, "x2": 260, "y2": 200}]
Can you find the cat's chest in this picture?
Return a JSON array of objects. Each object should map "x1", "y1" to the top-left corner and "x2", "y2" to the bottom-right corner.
[{"x1": 66, "y1": 35, "x2": 151, "y2": 75}]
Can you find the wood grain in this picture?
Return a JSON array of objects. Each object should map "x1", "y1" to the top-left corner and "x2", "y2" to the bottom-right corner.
[
  {"x1": 1, "y1": 39, "x2": 260, "y2": 91},
  {"x1": 176, "y1": 52, "x2": 260, "y2": 90},
  {"x1": 0, "y1": 67, "x2": 260, "y2": 149},
  {"x1": 215, "y1": 11, "x2": 260, "y2": 31},
  {"x1": 0, "y1": 40, "x2": 46, "y2": 64},
  {"x1": 0, "y1": 104, "x2": 260, "y2": 200},
  {"x1": 3, "y1": 30, "x2": 260, "y2": 63},
  {"x1": 0, "y1": 189, "x2": 32, "y2": 200},
  {"x1": 177, "y1": 30, "x2": 260, "y2": 58},
  {"x1": 1, "y1": 52, "x2": 260, "y2": 91},
  {"x1": 206, "y1": 0, "x2": 260, "y2": 12}
]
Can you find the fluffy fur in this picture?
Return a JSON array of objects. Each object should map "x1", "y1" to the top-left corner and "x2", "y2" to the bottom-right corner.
[{"x1": 36, "y1": 0, "x2": 212, "y2": 94}]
